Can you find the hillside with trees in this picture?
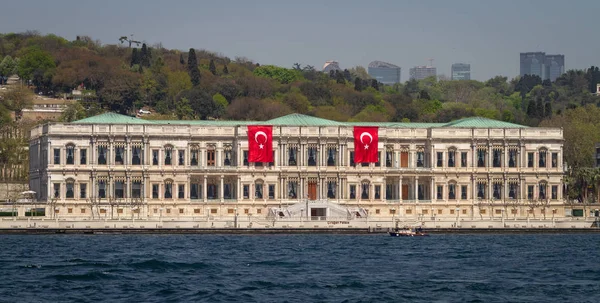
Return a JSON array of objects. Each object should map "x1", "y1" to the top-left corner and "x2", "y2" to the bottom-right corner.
[{"x1": 1, "y1": 31, "x2": 600, "y2": 200}]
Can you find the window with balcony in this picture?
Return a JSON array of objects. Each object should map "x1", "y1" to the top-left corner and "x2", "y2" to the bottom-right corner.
[
  {"x1": 375, "y1": 185, "x2": 381, "y2": 199},
  {"x1": 448, "y1": 150, "x2": 455, "y2": 167},
  {"x1": 527, "y1": 185, "x2": 534, "y2": 200},
  {"x1": 539, "y1": 150, "x2": 546, "y2": 168},
  {"x1": 165, "y1": 148, "x2": 173, "y2": 165},
  {"x1": 191, "y1": 150, "x2": 199, "y2": 166},
  {"x1": 288, "y1": 147, "x2": 297, "y2": 166},
  {"x1": 80, "y1": 183, "x2": 87, "y2": 199},
  {"x1": 461, "y1": 152, "x2": 467, "y2": 167},
  {"x1": 164, "y1": 182, "x2": 173, "y2": 199},
  {"x1": 350, "y1": 185, "x2": 356, "y2": 199},
  {"x1": 449, "y1": 184, "x2": 456, "y2": 200},
  {"x1": 327, "y1": 181, "x2": 336, "y2": 198},
  {"x1": 436, "y1": 152, "x2": 443, "y2": 167},
  {"x1": 361, "y1": 183, "x2": 369, "y2": 199},
  {"x1": 98, "y1": 180, "x2": 106, "y2": 199},
  {"x1": 132, "y1": 181, "x2": 142, "y2": 199},
  {"x1": 527, "y1": 152, "x2": 534, "y2": 168},
  {"x1": 551, "y1": 185, "x2": 558, "y2": 200},
  {"x1": 152, "y1": 184, "x2": 159, "y2": 199},
  {"x1": 417, "y1": 151, "x2": 424, "y2": 167},
  {"x1": 80, "y1": 149, "x2": 87, "y2": 165},
  {"x1": 461, "y1": 185, "x2": 467, "y2": 200},
  {"x1": 206, "y1": 149, "x2": 215, "y2": 166},
  {"x1": 307, "y1": 147, "x2": 317, "y2": 166},
  {"x1": 288, "y1": 181, "x2": 297, "y2": 199},
  {"x1": 224, "y1": 150, "x2": 232, "y2": 166},
  {"x1": 328, "y1": 147, "x2": 336, "y2": 166},
  {"x1": 152, "y1": 150, "x2": 159, "y2": 165},
  {"x1": 66, "y1": 181, "x2": 74, "y2": 199},
  {"x1": 53, "y1": 183, "x2": 60, "y2": 199},
  {"x1": 551, "y1": 153, "x2": 558, "y2": 168},
  {"x1": 493, "y1": 149, "x2": 501, "y2": 167},
  {"x1": 493, "y1": 183, "x2": 501, "y2": 199},
  {"x1": 115, "y1": 146, "x2": 124, "y2": 165},
  {"x1": 255, "y1": 184, "x2": 263, "y2": 199},
  {"x1": 508, "y1": 149, "x2": 517, "y2": 167},
  {"x1": 54, "y1": 148, "x2": 60, "y2": 164},
  {"x1": 114, "y1": 181, "x2": 125, "y2": 199},
  {"x1": 268, "y1": 184, "x2": 275, "y2": 199},
  {"x1": 385, "y1": 151, "x2": 392, "y2": 167},
  {"x1": 477, "y1": 149, "x2": 486, "y2": 167},
  {"x1": 178, "y1": 150, "x2": 185, "y2": 166},
  {"x1": 66, "y1": 146, "x2": 75, "y2": 165},
  {"x1": 178, "y1": 184, "x2": 185, "y2": 199},
  {"x1": 132, "y1": 147, "x2": 142, "y2": 165},
  {"x1": 436, "y1": 185, "x2": 443, "y2": 200}
]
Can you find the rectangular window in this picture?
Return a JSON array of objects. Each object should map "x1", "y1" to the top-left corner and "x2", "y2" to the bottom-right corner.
[
  {"x1": 115, "y1": 146, "x2": 124, "y2": 165},
  {"x1": 350, "y1": 151, "x2": 355, "y2": 166},
  {"x1": 178, "y1": 150, "x2": 185, "y2": 166},
  {"x1": 460, "y1": 152, "x2": 467, "y2": 167},
  {"x1": 527, "y1": 152, "x2": 534, "y2": 168},
  {"x1": 80, "y1": 149, "x2": 87, "y2": 165},
  {"x1": 417, "y1": 151, "x2": 424, "y2": 167},
  {"x1": 539, "y1": 150, "x2": 546, "y2": 168},
  {"x1": 190, "y1": 183, "x2": 199, "y2": 200},
  {"x1": 448, "y1": 151, "x2": 455, "y2": 167},
  {"x1": 527, "y1": 185, "x2": 534, "y2": 200},
  {"x1": 350, "y1": 185, "x2": 356, "y2": 199},
  {"x1": 477, "y1": 183, "x2": 486, "y2": 199},
  {"x1": 224, "y1": 184, "x2": 232, "y2": 199},
  {"x1": 114, "y1": 181, "x2": 124, "y2": 199},
  {"x1": 375, "y1": 185, "x2": 381, "y2": 199},
  {"x1": 243, "y1": 185, "x2": 250, "y2": 199},
  {"x1": 509, "y1": 150, "x2": 517, "y2": 167},
  {"x1": 132, "y1": 146, "x2": 142, "y2": 165},
  {"x1": 436, "y1": 185, "x2": 443, "y2": 200},
  {"x1": 54, "y1": 148, "x2": 60, "y2": 165},
  {"x1": 53, "y1": 183, "x2": 60, "y2": 198},
  {"x1": 361, "y1": 183, "x2": 369, "y2": 199},
  {"x1": 436, "y1": 152, "x2": 443, "y2": 167},
  {"x1": 551, "y1": 185, "x2": 558, "y2": 200},
  {"x1": 493, "y1": 149, "x2": 501, "y2": 167},
  {"x1": 98, "y1": 180, "x2": 106, "y2": 199},
  {"x1": 477, "y1": 149, "x2": 486, "y2": 167},
  {"x1": 268, "y1": 184, "x2": 275, "y2": 199},
  {"x1": 493, "y1": 183, "x2": 501, "y2": 199},
  {"x1": 375, "y1": 152, "x2": 381, "y2": 167},
  {"x1": 461, "y1": 185, "x2": 467, "y2": 200},
  {"x1": 288, "y1": 147, "x2": 297, "y2": 166},
  {"x1": 66, "y1": 182, "x2": 74, "y2": 199},
  {"x1": 328, "y1": 147, "x2": 336, "y2": 166},
  {"x1": 80, "y1": 183, "x2": 87, "y2": 199},
  {"x1": 152, "y1": 149, "x2": 159, "y2": 165},
  {"x1": 66, "y1": 146, "x2": 74, "y2": 165},
  {"x1": 269, "y1": 151, "x2": 275, "y2": 167},
  {"x1": 509, "y1": 183, "x2": 517, "y2": 199},
  {"x1": 327, "y1": 181, "x2": 336, "y2": 199},
  {"x1": 164, "y1": 183, "x2": 173, "y2": 199},
  {"x1": 224, "y1": 150, "x2": 232, "y2": 166},
  {"x1": 178, "y1": 184, "x2": 185, "y2": 199},
  {"x1": 165, "y1": 148, "x2": 173, "y2": 165},
  {"x1": 191, "y1": 150, "x2": 199, "y2": 166},
  {"x1": 288, "y1": 181, "x2": 298, "y2": 198},
  {"x1": 132, "y1": 181, "x2": 141, "y2": 199},
  {"x1": 385, "y1": 184, "x2": 393, "y2": 199},
  {"x1": 243, "y1": 151, "x2": 249, "y2": 166},
  {"x1": 539, "y1": 184, "x2": 546, "y2": 200},
  {"x1": 152, "y1": 184, "x2": 159, "y2": 199},
  {"x1": 307, "y1": 147, "x2": 317, "y2": 166},
  {"x1": 255, "y1": 184, "x2": 263, "y2": 199},
  {"x1": 551, "y1": 153, "x2": 558, "y2": 168},
  {"x1": 448, "y1": 184, "x2": 456, "y2": 200}
]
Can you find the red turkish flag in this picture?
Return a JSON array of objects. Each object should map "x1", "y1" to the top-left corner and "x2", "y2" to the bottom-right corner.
[
  {"x1": 353, "y1": 126, "x2": 378, "y2": 163},
  {"x1": 248, "y1": 125, "x2": 273, "y2": 163}
]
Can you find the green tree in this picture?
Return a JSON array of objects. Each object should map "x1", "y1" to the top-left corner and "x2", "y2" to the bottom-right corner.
[
  {"x1": 0, "y1": 56, "x2": 18, "y2": 85},
  {"x1": 179, "y1": 53, "x2": 185, "y2": 65},
  {"x1": 140, "y1": 43, "x2": 151, "y2": 68},
  {"x1": 1, "y1": 85, "x2": 33, "y2": 120},
  {"x1": 175, "y1": 97, "x2": 194, "y2": 119},
  {"x1": 354, "y1": 77, "x2": 362, "y2": 91},
  {"x1": 209, "y1": 59, "x2": 217, "y2": 75},
  {"x1": 253, "y1": 65, "x2": 301, "y2": 84},
  {"x1": 130, "y1": 48, "x2": 140, "y2": 67},
  {"x1": 17, "y1": 46, "x2": 56, "y2": 88},
  {"x1": 187, "y1": 48, "x2": 201, "y2": 86},
  {"x1": 59, "y1": 101, "x2": 87, "y2": 122}
]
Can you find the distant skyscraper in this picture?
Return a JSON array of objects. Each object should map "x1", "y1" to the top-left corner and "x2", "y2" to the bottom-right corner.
[
  {"x1": 409, "y1": 66, "x2": 436, "y2": 80},
  {"x1": 451, "y1": 63, "x2": 471, "y2": 80},
  {"x1": 322, "y1": 60, "x2": 341, "y2": 73},
  {"x1": 520, "y1": 52, "x2": 565, "y2": 81},
  {"x1": 368, "y1": 61, "x2": 401, "y2": 84},
  {"x1": 544, "y1": 55, "x2": 565, "y2": 82}
]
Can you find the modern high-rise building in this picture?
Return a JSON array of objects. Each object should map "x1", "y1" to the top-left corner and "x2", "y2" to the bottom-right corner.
[
  {"x1": 322, "y1": 60, "x2": 341, "y2": 73},
  {"x1": 451, "y1": 63, "x2": 471, "y2": 80},
  {"x1": 520, "y1": 52, "x2": 565, "y2": 81},
  {"x1": 545, "y1": 55, "x2": 565, "y2": 82},
  {"x1": 368, "y1": 61, "x2": 401, "y2": 84},
  {"x1": 409, "y1": 66, "x2": 436, "y2": 80}
]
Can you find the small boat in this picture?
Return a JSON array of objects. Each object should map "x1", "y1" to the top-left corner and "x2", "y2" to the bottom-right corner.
[{"x1": 389, "y1": 227, "x2": 429, "y2": 237}]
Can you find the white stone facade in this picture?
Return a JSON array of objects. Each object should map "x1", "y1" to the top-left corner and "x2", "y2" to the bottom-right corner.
[{"x1": 29, "y1": 121, "x2": 566, "y2": 220}]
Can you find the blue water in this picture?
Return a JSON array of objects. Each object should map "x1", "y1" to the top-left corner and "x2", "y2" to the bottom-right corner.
[{"x1": 0, "y1": 234, "x2": 599, "y2": 302}]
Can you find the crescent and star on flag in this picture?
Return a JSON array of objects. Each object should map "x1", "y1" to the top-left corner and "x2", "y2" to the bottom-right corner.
[
  {"x1": 359, "y1": 132, "x2": 373, "y2": 150},
  {"x1": 254, "y1": 131, "x2": 268, "y2": 149}
]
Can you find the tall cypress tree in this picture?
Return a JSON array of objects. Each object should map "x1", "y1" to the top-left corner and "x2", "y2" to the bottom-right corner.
[
  {"x1": 354, "y1": 77, "x2": 362, "y2": 91},
  {"x1": 179, "y1": 53, "x2": 185, "y2": 65},
  {"x1": 209, "y1": 59, "x2": 217, "y2": 75},
  {"x1": 187, "y1": 48, "x2": 201, "y2": 86},
  {"x1": 140, "y1": 43, "x2": 151, "y2": 67},
  {"x1": 130, "y1": 48, "x2": 140, "y2": 67},
  {"x1": 222, "y1": 64, "x2": 229, "y2": 75}
]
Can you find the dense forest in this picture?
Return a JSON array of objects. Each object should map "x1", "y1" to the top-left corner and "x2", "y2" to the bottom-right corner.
[{"x1": 1, "y1": 31, "x2": 600, "y2": 200}]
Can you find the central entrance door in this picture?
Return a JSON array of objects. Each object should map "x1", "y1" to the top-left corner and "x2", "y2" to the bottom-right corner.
[{"x1": 308, "y1": 182, "x2": 317, "y2": 200}]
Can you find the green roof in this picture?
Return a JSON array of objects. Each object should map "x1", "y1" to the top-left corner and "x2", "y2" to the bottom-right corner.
[{"x1": 71, "y1": 112, "x2": 528, "y2": 128}]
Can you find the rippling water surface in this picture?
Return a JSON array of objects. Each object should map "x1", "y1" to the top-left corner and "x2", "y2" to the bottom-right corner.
[{"x1": 1, "y1": 233, "x2": 599, "y2": 302}]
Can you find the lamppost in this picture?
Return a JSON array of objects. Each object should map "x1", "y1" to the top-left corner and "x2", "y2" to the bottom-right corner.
[
  {"x1": 234, "y1": 207, "x2": 238, "y2": 228},
  {"x1": 300, "y1": 208, "x2": 304, "y2": 222}
]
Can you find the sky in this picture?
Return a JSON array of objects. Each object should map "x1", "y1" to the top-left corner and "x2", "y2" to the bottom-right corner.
[{"x1": 1, "y1": 0, "x2": 598, "y2": 81}]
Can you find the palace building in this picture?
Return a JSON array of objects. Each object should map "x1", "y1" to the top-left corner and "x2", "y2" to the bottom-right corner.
[{"x1": 28, "y1": 113, "x2": 566, "y2": 220}]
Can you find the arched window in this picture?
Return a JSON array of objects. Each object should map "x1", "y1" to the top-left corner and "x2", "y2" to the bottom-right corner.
[
  {"x1": 164, "y1": 145, "x2": 173, "y2": 165},
  {"x1": 164, "y1": 180, "x2": 173, "y2": 199},
  {"x1": 66, "y1": 179, "x2": 75, "y2": 199},
  {"x1": 538, "y1": 148, "x2": 547, "y2": 168},
  {"x1": 66, "y1": 144, "x2": 75, "y2": 165},
  {"x1": 448, "y1": 148, "x2": 456, "y2": 168},
  {"x1": 361, "y1": 181, "x2": 370, "y2": 199}
]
